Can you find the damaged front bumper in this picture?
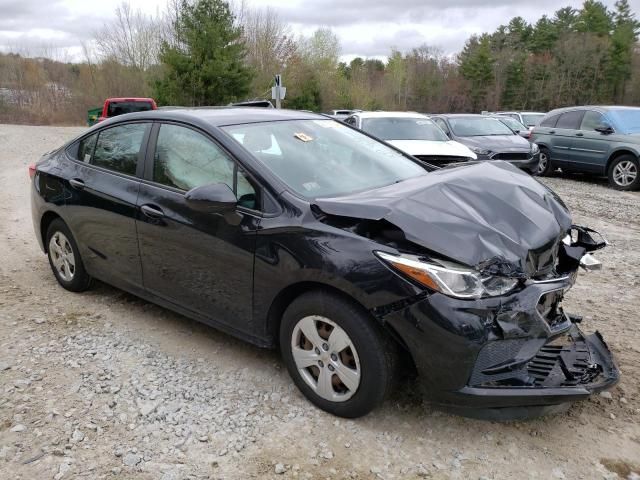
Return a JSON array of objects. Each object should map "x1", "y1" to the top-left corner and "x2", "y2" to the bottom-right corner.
[
  {"x1": 449, "y1": 325, "x2": 619, "y2": 419},
  {"x1": 379, "y1": 269, "x2": 619, "y2": 420}
]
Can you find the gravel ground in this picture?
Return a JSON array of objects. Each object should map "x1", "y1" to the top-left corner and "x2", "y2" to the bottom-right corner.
[{"x1": 0, "y1": 124, "x2": 639, "y2": 480}]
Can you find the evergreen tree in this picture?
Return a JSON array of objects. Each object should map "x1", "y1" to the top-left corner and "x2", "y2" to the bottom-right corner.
[
  {"x1": 576, "y1": 1, "x2": 613, "y2": 36},
  {"x1": 154, "y1": 0, "x2": 253, "y2": 106},
  {"x1": 553, "y1": 7, "x2": 578, "y2": 33},
  {"x1": 459, "y1": 35, "x2": 495, "y2": 111},
  {"x1": 607, "y1": 0, "x2": 640, "y2": 101},
  {"x1": 530, "y1": 15, "x2": 559, "y2": 53}
]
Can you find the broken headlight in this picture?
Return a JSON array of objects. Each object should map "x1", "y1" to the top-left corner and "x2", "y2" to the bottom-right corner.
[{"x1": 376, "y1": 251, "x2": 519, "y2": 299}]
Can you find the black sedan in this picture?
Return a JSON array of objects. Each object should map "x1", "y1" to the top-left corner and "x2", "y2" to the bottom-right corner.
[
  {"x1": 431, "y1": 114, "x2": 540, "y2": 173},
  {"x1": 30, "y1": 108, "x2": 618, "y2": 419}
]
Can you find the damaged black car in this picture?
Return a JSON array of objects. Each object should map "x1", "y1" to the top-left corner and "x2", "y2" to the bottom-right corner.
[{"x1": 30, "y1": 108, "x2": 618, "y2": 419}]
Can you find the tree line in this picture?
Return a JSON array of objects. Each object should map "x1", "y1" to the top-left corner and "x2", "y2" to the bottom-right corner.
[{"x1": 0, "y1": 0, "x2": 639, "y2": 124}]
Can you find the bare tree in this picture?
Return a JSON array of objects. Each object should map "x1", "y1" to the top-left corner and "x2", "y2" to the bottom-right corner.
[
  {"x1": 239, "y1": 6, "x2": 297, "y2": 96},
  {"x1": 94, "y1": 2, "x2": 162, "y2": 70}
]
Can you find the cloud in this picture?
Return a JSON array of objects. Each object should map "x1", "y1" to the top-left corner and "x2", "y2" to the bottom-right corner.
[
  {"x1": 276, "y1": 0, "x2": 576, "y2": 27},
  {"x1": 1, "y1": 0, "x2": 639, "y2": 60}
]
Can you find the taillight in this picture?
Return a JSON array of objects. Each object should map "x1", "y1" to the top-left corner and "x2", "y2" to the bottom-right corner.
[{"x1": 28, "y1": 163, "x2": 37, "y2": 179}]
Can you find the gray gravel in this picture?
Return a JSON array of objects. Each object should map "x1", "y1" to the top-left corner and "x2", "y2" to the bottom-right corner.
[{"x1": 0, "y1": 125, "x2": 639, "y2": 479}]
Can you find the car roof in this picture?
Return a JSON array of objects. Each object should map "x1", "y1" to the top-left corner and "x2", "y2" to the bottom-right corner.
[
  {"x1": 434, "y1": 113, "x2": 491, "y2": 119},
  {"x1": 353, "y1": 111, "x2": 427, "y2": 119},
  {"x1": 106, "y1": 97, "x2": 155, "y2": 102},
  {"x1": 496, "y1": 111, "x2": 545, "y2": 115},
  {"x1": 546, "y1": 105, "x2": 640, "y2": 115},
  {"x1": 101, "y1": 107, "x2": 325, "y2": 127}
]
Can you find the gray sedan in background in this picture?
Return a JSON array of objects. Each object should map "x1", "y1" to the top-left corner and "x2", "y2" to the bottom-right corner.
[{"x1": 431, "y1": 114, "x2": 540, "y2": 173}]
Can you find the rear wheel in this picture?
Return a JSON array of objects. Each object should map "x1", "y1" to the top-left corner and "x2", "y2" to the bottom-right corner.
[
  {"x1": 608, "y1": 155, "x2": 639, "y2": 191},
  {"x1": 535, "y1": 147, "x2": 554, "y2": 176},
  {"x1": 46, "y1": 219, "x2": 91, "y2": 292},
  {"x1": 280, "y1": 291, "x2": 398, "y2": 418}
]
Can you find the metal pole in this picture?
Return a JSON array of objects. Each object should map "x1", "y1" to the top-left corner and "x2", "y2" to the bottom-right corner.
[{"x1": 275, "y1": 74, "x2": 282, "y2": 109}]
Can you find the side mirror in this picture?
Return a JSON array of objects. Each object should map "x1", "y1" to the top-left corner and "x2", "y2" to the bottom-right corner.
[
  {"x1": 185, "y1": 183, "x2": 237, "y2": 213},
  {"x1": 595, "y1": 123, "x2": 614, "y2": 135}
]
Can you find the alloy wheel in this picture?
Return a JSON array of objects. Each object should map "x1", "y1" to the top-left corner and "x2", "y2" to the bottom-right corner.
[
  {"x1": 612, "y1": 160, "x2": 638, "y2": 187},
  {"x1": 537, "y1": 152, "x2": 548, "y2": 174},
  {"x1": 49, "y1": 231, "x2": 76, "y2": 282},
  {"x1": 291, "y1": 315, "x2": 361, "y2": 402}
]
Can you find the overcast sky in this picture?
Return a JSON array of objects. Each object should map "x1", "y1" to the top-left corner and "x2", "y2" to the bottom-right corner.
[{"x1": 1, "y1": 0, "x2": 639, "y2": 61}]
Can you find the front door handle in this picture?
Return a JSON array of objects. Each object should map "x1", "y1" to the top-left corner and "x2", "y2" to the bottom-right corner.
[
  {"x1": 140, "y1": 204, "x2": 165, "y2": 219},
  {"x1": 549, "y1": 130, "x2": 556, "y2": 135},
  {"x1": 69, "y1": 178, "x2": 85, "y2": 190},
  {"x1": 575, "y1": 132, "x2": 584, "y2": 137}
]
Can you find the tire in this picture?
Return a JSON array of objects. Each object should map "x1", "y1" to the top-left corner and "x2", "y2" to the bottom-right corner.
[
  {"x1": 535, "y1": 147, "x2": 554, "y2": 176},
  {"x1": 280, "y1": 290, "x2": 398, "y2": 418},
  {"x1": 608, "y1": 155, "x2": 640, "y2": 191},
  {"x1": 46, "y1": 218, "x2": 92, "y2": 292}
]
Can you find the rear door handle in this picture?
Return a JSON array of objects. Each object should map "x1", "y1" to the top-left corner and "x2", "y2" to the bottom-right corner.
[
  {"x1": 69, "y1": 178, "x2": 85, "y2": 190},
  {"x1": 140, "y1": 204, "x2": 165, "y2": 218},
  {"x1": 549, "y1": 130, "x2": 556, "y2": 135},
  {"x1": 575, "y1": 132, "x2": 584, "y2": 137}
]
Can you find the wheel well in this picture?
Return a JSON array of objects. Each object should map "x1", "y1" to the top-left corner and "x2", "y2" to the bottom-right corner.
[
  {"x1": 266, "y1": 282, "x2": 366, "y2": 345},
  {"x1": 606, "y1": 150, "x2": 638, "y2": 173},
  {"x1": 265, "y1": 282, "x2": 415, "y2": 366},
  {"x1": 40, "y1": 211, "x2": 61, "y2": 252}
]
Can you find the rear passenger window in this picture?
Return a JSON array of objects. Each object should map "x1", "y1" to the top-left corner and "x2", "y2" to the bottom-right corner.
[
  {"x1": 77, "y1": 134, "x2": 97, "y2": 163},
  {"x1": 580, "y1": 111, "x2": 606, "y2": 131},
  {"x1": 92, "y1": 123, "x2": 147, "y2": 175},
  {"x1": 540, "y1": 114, "x2": 560, "y2": 128},
  {"x1": 556, "y1": 111, "x2": 585, "y2": 130}
]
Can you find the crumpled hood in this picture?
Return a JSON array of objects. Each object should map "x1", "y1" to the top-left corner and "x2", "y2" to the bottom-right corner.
[
  {"x1": 458, "y1": 134, "x2": 531, "y2": 152},
  {"x1": 314, "y1": 161, "x2": 572, "y2": 277}
]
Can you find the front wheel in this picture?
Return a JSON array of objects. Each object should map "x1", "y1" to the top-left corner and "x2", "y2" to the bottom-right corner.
[
  {"x1": 608, "y1": 155, "x2": 639, "y2": 191},
  {"x1": 280, "y1": 291, "x2": 398, "y2": 418},
  {"x1": 535, "y1": 147, "x2": 554, "y2": 176}
]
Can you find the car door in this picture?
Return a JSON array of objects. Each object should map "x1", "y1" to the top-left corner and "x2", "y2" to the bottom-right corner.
[
  {"x1": 568, "y1": 110, "x2": 612, "y2": 174},
  {"x1": 63, "y1": 122, "x2": 150, "y2": 290},
  {"x1": 550, "y1": 110, "x2": 585, "y2": 168},
  {"x1": 136, "y1": 122, "x2": 260, "y2": 335}
]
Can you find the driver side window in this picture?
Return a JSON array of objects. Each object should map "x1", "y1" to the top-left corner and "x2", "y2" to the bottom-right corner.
[
  {"x1": 153, "y1": 124, "x2": 259, "y2": 210},
  {"x1": 580, "y1": 111, "x2": 606, "y2": 131}
]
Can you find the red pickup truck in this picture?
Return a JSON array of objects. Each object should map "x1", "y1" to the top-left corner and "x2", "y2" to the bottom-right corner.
[{"x1": 97, "y1": 97, "x2": 157, "y2": 122}]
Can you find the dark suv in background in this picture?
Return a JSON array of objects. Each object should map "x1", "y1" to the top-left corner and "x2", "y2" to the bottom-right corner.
[{"x1": 531, "y1": 106, "x2": 640, "y2": 190}]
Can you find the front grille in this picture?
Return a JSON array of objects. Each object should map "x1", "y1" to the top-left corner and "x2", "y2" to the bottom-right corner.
[
  {"x1": 414, "y1": 155, "x2": 469, "y2": 165},
  {"x1": 491, "y1": 152, "x2": 531, "y2": 161}
]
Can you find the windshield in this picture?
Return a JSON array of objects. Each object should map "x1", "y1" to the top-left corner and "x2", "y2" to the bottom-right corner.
[
  {"x1": 496, "y1": 117, "x2": 526, "y2": 131},
  {"x1": 521, "y1": 113, "x2": 545, "y2": 127},
  {"x1": 362, "y1": 117, "x2": 449, "y2": 141},
  {"x1": 107, "y1": 101, "x2": 153, "y2": 117},
  {"x1": 449, "y1": 117, "x2": 514, "y2": 136},
  {"x1": 223, "y1": 119, "x2": 427, "y2": 199},
  {"x1": 607, "y1": 108, "x2": 640, "y2": 134}
]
